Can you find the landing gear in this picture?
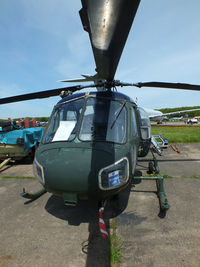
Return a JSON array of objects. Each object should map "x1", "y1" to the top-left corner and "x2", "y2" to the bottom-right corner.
[
  {"x1": 156, "y1": 178, "x2": 170, "y2": 211},
  {"x1": 134, "y1": 148, "x2": 170, "y2": 211},
  {"x1": 20, "y1": 187, "x2": 46, "y2": 200},
  {"x1": 148, "y1": 161, "x2": 154, "y2": 174}
]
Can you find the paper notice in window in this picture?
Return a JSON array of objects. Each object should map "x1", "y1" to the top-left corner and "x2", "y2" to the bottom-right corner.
[{"x1": 52, "y1": 121, "x2": 76, "y2": 142}]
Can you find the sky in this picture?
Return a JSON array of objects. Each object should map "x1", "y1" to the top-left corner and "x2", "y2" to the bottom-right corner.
[{"x1": 0, "y1": 0, "x2": 200, "y2": 119}]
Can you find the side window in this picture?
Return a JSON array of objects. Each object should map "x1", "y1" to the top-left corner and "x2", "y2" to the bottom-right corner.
[
  {"x1": 137, "y1": 107, "x2": 151, "y2": 140},
  {"x1": 131, "y1": 107, "x2": 137, "y2": 136}
]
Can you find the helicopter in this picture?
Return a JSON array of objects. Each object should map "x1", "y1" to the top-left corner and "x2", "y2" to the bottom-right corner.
[{"x1": 0, "y1": 0, "x2": 200, "y2": 209}]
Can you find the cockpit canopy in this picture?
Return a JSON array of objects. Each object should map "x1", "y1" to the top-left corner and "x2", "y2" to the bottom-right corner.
[{"x1": 42, "y1": 95, "x2": 127, "y2": 144}]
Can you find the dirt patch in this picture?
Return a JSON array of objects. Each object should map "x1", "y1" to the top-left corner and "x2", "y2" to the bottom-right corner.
[{"x1": 0, "y1": 255, "x2": 12, "y2": 265}]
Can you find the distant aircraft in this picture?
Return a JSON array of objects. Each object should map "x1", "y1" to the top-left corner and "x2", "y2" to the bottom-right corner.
[
  {"x1": 143, "y1": 108, "x2": 200, "y2": 124},
  {"x1": 171, "y1": 116, "x2": 183, "y2": 121}
]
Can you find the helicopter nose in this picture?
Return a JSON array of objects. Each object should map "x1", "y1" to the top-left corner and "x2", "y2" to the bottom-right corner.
[{"x1": 35, "y1": 144, "x2": 115, "y2": 203}]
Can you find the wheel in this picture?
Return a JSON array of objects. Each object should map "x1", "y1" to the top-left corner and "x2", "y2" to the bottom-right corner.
[
  {"x1": 138, "y1": 139, "x2": 151, "y2": 157},
  {"x1": 148, "y1": 161, "x2": 154, "y2": 174}
]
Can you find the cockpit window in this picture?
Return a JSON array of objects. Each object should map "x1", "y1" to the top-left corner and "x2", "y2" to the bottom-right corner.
[
  {"x1": 79, "y1": 97, "x2": 127, "y2": 144},
  {"x1": 137, "y1": 107, "x2": 151, "y2": 140},
  {"x1": 42, "y1": 98, "x2": 84, "y2": 143},
  {"x1": 137, "y1": 107, "x2": 151, "y2": 127}
]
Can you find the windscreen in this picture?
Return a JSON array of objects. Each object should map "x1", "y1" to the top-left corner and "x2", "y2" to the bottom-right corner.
[
  {"x1": 79, "y1": 97, "x2": 127, "y2": 144},
  {"x1": 42, "y1": 98, "x2": 84, "y2": 143}
]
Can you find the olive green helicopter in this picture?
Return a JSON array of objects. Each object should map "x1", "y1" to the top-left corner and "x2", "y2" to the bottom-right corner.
[{"x1": 1, "y1": 0, "x2": 200, "y2": 209}]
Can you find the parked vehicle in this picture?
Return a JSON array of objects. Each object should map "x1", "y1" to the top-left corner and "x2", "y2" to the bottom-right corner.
[{"x1": 187, "y1": 118, "x2": 198, "y2": 124}]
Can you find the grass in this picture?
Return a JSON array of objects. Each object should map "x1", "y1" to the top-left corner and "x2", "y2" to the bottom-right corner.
[
  {"x1": 1, "y1": 176, "x2": 35, "y2": 179},
  {"x1": 181, "y1": 175, "x2": 200, "y2": 179},
  {"x1": 151, "y1": 126, "x2": 200, "y2": 143},
  {"x1": 110, "y1": 218, "x2": 123, "y2": 267},
  {"x1": 162, "y1": 174, "x2": 173, "y2": 179}
]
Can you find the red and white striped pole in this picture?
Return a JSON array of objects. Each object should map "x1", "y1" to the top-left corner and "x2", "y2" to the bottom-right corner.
[{"x1": 98, "y1": 201, "x2": 108, "y2": 238}]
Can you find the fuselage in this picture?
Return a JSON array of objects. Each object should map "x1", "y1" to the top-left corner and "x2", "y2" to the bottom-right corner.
[{"x1": 33, "y1": 91, "x2": 146, "y2": 205}]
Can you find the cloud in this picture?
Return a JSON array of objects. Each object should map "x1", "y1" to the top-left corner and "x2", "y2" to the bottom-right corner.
[
  {"x1": 18, "y1": 0, "x2": 82, "y2": 36},
  {"x1": 1, "y1": 0, "x2": 200, "y2": 118},
  {"x1": 0, "y1": 97, "x2": 58, "y2": 119},
  {"x1": 0, "y1": 83, "x2": 25, "y2": 98},
  {"x1": 0, "y1": 83, "x2": 60, "y2": 119},
  {"x1": 55, "y1": 31, "x2": 95, "y2": 78}
]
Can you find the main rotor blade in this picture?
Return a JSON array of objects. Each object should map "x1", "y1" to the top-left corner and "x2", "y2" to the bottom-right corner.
[
  {"x1": 80, "y1": 0, "x2": 141, "y2": 81},
  {"x1": 134, "y1": 81, "x2": 200, "y2": 91},
  {"x1": 0, "y1": 84, "x2": 96, "y2": 105}
]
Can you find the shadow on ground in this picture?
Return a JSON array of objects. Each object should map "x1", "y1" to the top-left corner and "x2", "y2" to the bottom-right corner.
[{"x1": 44, "y1": 184, "x2": 131, "y2": 267}]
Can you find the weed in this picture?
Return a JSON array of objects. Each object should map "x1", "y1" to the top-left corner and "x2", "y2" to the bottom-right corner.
[
  {"x1": 181, "y1": 175, "x2": 200, "y2": 179},
  {"x1": 110, "y1": 218, "x2": 123, "y2": 267},
  {"x1": 162, "y1": 174, "x2": 173, "y2": 179},
  {"x1": 2, "y1": 176, "x2": 35, "y2": 179}
]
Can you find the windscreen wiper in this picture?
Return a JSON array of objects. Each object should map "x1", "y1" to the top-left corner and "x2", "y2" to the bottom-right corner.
[{"x1": 110, "y1": 102, "x2": 126, "y2": 129}]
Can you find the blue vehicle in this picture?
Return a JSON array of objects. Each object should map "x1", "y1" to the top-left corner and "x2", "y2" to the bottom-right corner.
[{"x1": 0, "y1": 120, "x2": 44, "y2": 168}]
